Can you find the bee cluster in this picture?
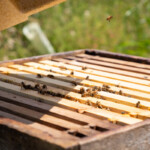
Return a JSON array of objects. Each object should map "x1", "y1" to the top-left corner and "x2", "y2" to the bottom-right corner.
[
  {"x1": 102, "y1": 84, "x2": 125, "y2": 95},
  {"x1": 79, "y1": 84, "x2": 112, "y2": 98},
  {"x1": 84, "y1": 99, "x2": 110, "y2": 110},
  {"x1": 80, "y1": 86, "x2": 101, "y2": 98},
  {"x1": 101, "y1": 84, "x2": 110, "y2": 92},
  {"x1": 21, "y1": 82, "x2": 64, "y2": 98},
  {"x1": 78, "y1": 83, "x2": 130, "y2": 100}
]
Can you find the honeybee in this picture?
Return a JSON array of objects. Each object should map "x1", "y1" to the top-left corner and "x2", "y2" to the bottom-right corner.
[
  {"x1": 96, "y1": 101, "x2": 103, "y2": 109},
  {"x1": 37, "y1": 74, "x2": 43, "y2": 78},
  {"x1": 106, "y1": 16, "x2": 113, "y2": 22},
  {"x1": 119, "y1": 90, "x2": 123, "y2": 95},
  {"x1": 79, "y1": 87, "x2": 85, "y2": 94},
  {"x1": 21, "y1": 82, "x2": 33, "y2": 90},
  {"x1": 47, "y1": 74, "x2": 54, "y2": 78},
  {"x1": 136, "y1": 101, "x2": 141, "y2": 108},
  {"x1": 86, "y1": 76, "x2": 89, "y2": 80},
  {"x1": 82, "y1": 66, "x2": 87, "y2": 70},
  {"x1": 71, "y1": 81, "x2": 77, "y2": 86},
  {"x1": 42, "y1": 84, "x2": 47, "y2": 89},
  {"x1": 70, "y1": 71, "x2": 74, "y2": 75}
]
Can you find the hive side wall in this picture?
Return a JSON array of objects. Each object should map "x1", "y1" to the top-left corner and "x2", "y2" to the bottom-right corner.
[
  {"x1": 0, "y1": 118, "x2": 79, "y2": 150},
  {"x1": 80, "y1": 120, "x2": 150, "y2": 150}
]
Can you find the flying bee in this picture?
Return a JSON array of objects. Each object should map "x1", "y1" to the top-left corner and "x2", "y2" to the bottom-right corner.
[{"x1": 106, "y1": 16, "x2": 113, "y2": 22}]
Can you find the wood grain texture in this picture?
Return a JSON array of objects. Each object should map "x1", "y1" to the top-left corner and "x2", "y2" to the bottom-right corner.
[
  {"x1": 21, "y1": 62, "x2": 150, "y2": 93},
  {"x1": 0, "y1": 118, "x2": 79, "y2": 150},
  {"x1": 80, "y1": 120, "x2": 150, "y2": 150},
  {"x1": 0, "y1": 0, "x2": 66, "y2": 31},
  {"x1": 78, "y1": 54, "x2": 150, "y2": 70},
  {"x1": 59, "y1": 57, "x2": 149, "y2": 80},
  {"x1": 0, "y1": 90, "x2": 118, "y2": 130}
]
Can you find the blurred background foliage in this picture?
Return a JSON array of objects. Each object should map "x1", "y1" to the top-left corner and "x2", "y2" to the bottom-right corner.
[{"x1": 0, "y1": 0, "x2": 150, "y2": 61}]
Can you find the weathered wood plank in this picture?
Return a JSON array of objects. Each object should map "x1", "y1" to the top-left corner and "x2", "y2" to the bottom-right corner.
[
  {"x1": 78, "y1": 54, "x2": 150, "y2": 70},
  {"x1": 1, "y1": 65, "x2": 150, "y2": 102},
  {"x1": 79, "y1": 119, "x2": 150, "y2": 150},
  {"x1": 21, "y1": 63, "x2": 150, "y2": 93},
  {"x1": 0, "y1": 100, "x2": 98, "y2": 136},
  {"x1": 0, "y1": 90, "x2": 119, "y2": 130},
  {"x1": 40, "y1": 60, "x2": 150, "y2": 86},
  {"x1": 1, "y1": 68, "x2": 150, "y2": 116},
  {"x1": 0, "y1": 80, "x2": 141, "y2": 125},
  {"x1": 57, "y1": 57, "x2": 149, "y2": 80},
  {"x1": 0, "y1": 110, "x2": 75, "y2": 139},
  {"x1": 1, "y1": 68, "x2": 150, "y2": 113},
  {"x1": 72, "y1": 56, "x2": 150, "y2": 75}
]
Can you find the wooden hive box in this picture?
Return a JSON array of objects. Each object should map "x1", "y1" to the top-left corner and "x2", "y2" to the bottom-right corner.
[
  {"x1": 0, "y1": 49, "x2": 150, "y2": 150},
  {"x1": 0, "y1": 0, "x2": 66, "y2": 31}
]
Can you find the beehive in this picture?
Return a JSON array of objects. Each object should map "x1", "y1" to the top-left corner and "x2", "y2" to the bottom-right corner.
[{"x1": 0, "y1": 49, "x2": 150, "y2": 150}]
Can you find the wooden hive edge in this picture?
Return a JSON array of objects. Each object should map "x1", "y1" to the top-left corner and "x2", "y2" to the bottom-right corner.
[
  {"x1": 1, "y1": 49, "x2": 150, "y2": 66},
  {"x1": 0, "y1": 117, "x2": 79, "y2": 150},
  {"x1": 0, "y1": 49, "x2": 85, "y2": 67},
  {"x1": 79, "y1": 119, "x2": 150, "y2": 150},
  {"x1": 1, "y1": 117, "x2": 150, "y2": 150},
  {"x1": 85, "y1": 49, "x2": 150, "y2": 64}
]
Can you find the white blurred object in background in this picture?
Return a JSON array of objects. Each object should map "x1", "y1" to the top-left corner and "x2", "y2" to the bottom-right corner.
[{"x1": 23, "y1": 22, "x2": 55, "y2": 54}]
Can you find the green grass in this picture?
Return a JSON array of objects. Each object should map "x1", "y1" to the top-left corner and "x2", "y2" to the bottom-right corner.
[{"x1": 0, "y1": 0, "x2": 150, "y2": 60}]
